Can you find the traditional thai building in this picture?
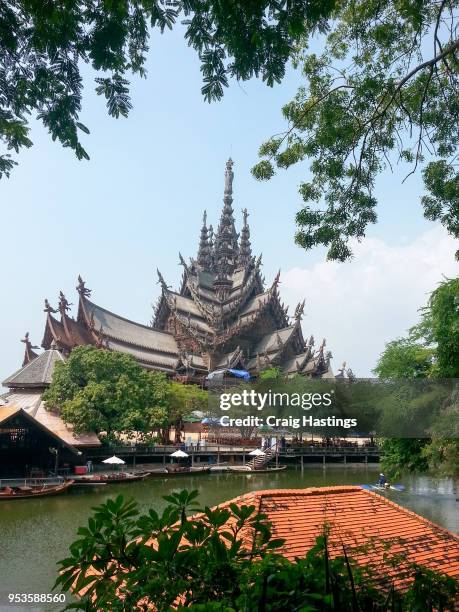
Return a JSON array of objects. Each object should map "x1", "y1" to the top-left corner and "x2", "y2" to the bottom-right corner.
[
  {"x1": 5, "y1": 160, "x2": 351, "y2": 384},
  {"x1": 0, "y1": 343, "x2": 100, "y2": 476}
]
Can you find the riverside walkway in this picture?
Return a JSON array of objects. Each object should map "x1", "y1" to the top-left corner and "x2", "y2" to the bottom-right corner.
[{"x1": 85, "y1": 444, "x2": 381, "y2": 466}]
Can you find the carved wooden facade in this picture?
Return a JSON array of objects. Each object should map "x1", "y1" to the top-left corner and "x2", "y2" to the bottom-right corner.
[{"x1": 18, "y1": 160, "x2": 348, "y2": 381}]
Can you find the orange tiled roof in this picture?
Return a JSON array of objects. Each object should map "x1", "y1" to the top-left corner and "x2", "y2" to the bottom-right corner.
[
  {"x1": 77, "y1": 486, "x2": 459, "y2": 607},
  {"x1": 210, "y1": 486, "x2": 459, "y2": 589}
]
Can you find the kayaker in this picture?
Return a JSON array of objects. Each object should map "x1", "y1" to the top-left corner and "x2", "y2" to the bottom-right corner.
[{"x1": 378, "y1": 473, "x2": 387, "y2": 487}]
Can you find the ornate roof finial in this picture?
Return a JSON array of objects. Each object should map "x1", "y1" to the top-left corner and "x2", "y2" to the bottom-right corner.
[
  {"x1": 156, "y1": 269, "x2": 171, "y2": 292},
  {"x1": 76, "y1": 275, "x2": 91, "y2": 297},
  {"x1": 58, "y1": 291, "x2": 72, "y2": 315},
  {"x1": 225, "y1": 158, "x2": 234, "y2": 196},
  {"x1": 197, "y1": 210, "x2": 211, "y2": 269},
  {"x1": 44, "y1": 299, "x2": 58, "y2": 314},
  {"x1": 21, "y1": 332, "x2": 38, "y2": 350},
  {"x1": 237, "y1": 208, "x2": 252, "y2": 267},
  {"x1": 294, "y1": 299, "x2": 306, "y2": 321},
  {"x1": 178, "y1": 252, "x2": 189, "y2": 272},
  {"x1": 21, "y1": 332, "x2": 39, "y2": 366}
]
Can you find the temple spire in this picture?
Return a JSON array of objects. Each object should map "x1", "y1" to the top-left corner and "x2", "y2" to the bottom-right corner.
[
  {"x1": 213, "y1": 159, "x2": 239, "y2": 276},
  {"x1": 197, "y1": 210, "x2": 211, "y2": 269},
  {"x1": 238, "y1": 208, "x2": 252, "y2": 267}
]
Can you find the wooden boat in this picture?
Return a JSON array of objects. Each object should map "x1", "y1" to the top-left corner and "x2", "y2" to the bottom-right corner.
[
  {"x1": 228, "y1": 465, "x2": 287, "y2": 473},
  {"x1": 164, "y1": 465, "x2": 211, "y2": 475},
  {"x1": 72, "y1": 472, "x2": 148, "y2": 484},
  {"x1": 0, "y1": 479, "x2": 74, "y2": 500}
]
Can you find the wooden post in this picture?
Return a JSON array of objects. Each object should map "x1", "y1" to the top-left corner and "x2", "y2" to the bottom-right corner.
[{"x1": 323, "y1": 455, "x2": 326, "y2": 467}]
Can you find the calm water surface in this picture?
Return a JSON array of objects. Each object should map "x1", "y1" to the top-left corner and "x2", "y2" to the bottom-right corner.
[{"x1": 0, "y1": 465, "x2": 457, "y2": 611}]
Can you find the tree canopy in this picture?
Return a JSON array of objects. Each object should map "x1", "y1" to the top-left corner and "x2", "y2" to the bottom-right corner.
[
  {"x1": 0, "y1": 0, "x2": 334, "y2": 178},
  {"x1": 42, "y1": 345, "x2": 203, "y2": 442},
  {"x1": 253, "y1": 0, "x2": 459, "y2": 261},
  {"x1": 55, "y1": 490, "x2": 458, "y2": 610},
  {"x1": 373, "y1": 277, "x2": 459, "y2": 477}
]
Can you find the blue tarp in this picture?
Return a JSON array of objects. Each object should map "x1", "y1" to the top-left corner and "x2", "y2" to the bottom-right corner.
[
  {"x1": 228, "y1": 368, "x2": 251, "y2": 381},
  {"x1": 206, "y1": 368, "x2": 251, "y2": 381}
]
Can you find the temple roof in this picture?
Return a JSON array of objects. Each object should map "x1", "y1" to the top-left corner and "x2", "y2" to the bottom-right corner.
[
  {"x1": 252, "y1": 325, "x2": 297, "y2": 355},
  {"x1": 80, "y1": 298, "x2": 178, "y2": 355},
  {"x1": 107, "y1": 339, "x2": 178, "y2": 372},
  {"x1": 2, "y1": 348, "x2": 65, "y2": 389}
]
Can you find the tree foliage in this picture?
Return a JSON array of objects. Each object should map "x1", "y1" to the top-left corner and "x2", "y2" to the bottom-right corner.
[
  {"x1": 43, "y1": 346, "x2": 170, "y2": 440},
  {"x1": 162, "y1": 381, "x2": 208, "y2": 443},
  {"x1": 373, "y1": 278, "x2": 459, "y2": 477},
  {"x1": 55, "y1": 490, "x2": 458, "y2": 610},
  {"x1": 253, "y1": 0, "x2": 459, "y2": 261},
  {"x1": 0, "y1": 0, "x2": 335, "y2": 178},
  {"x1": 373, "y1": 338, "x2": 434, "y2": 380}
]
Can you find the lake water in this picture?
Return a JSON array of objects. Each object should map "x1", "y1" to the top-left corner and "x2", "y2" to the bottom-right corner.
[{"x1": 0, "y1": 465, "x2": 457, "y2": 611}]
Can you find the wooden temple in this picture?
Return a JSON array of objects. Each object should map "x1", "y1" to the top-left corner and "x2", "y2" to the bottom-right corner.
[{"x1": 10, "y1": 160, "x2": 351, "y2": 384}]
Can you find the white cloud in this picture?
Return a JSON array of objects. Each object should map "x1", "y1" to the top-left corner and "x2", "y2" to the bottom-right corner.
[{"x1": 282, "y1": 227, "x2": 458, "y2": 376}]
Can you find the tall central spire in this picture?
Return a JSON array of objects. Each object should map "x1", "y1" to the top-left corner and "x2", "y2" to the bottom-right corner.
[{"x1": 213, "y1": 159, "x2": 239, "y2": 276}]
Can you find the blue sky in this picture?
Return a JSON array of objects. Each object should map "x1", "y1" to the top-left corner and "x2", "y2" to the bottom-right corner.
[{"x1": 1, "y1": 25, "x2": 457, "y2": 380}]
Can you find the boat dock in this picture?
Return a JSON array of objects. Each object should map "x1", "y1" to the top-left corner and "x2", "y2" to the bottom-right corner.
[{"x1": 84, "y1": 444, "x2": 381, "y2": 467}]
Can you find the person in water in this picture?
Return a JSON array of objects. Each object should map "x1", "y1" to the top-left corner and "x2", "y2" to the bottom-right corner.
[{"x1": 378, "y1": 473, "x2": 387, "y2": 487}]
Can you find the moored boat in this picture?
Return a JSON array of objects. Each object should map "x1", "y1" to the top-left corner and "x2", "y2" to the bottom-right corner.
[
  {"x1": 228, "y1": 465, "x2": 287, "y2": 473},
  {"x1": 0, "y1": 478, "x2": 74, "y2": 500},
  {"x1": 72, "y1": 472, "x2": 148, "y2": 484},
  {"x1": 164, "y1": 465, "x2": 211, "y2": 475}
]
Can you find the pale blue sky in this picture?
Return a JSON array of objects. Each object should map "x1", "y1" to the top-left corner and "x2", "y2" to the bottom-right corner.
[{"x1": 1, "y1": 25, "x2": 454, "y2": 380}]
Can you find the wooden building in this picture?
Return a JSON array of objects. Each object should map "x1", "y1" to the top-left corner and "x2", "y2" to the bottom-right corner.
[
  {"x1": 8, "y1": 160, "x2": 352, "y2": 384},
  {"x1": 1, "y1": 347, "x2": 100, "y2": 476}
]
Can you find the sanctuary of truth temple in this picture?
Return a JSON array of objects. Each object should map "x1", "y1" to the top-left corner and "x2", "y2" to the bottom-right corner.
[
  {"x1": 0, "y1": 160, "x2": 353, "y2": 469},
  {"x1": 4, "y1": 160, "x2": 352, "y2": 391}
]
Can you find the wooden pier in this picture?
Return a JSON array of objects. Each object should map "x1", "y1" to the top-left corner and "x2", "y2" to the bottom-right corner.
[{"x1": 84, "y1": 444, "x2": 381, "y2": 467}]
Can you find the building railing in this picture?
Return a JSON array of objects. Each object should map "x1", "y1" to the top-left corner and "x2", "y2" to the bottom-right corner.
[{"x1": 86, "y1": 444, "x2": 380, "y2": 458}]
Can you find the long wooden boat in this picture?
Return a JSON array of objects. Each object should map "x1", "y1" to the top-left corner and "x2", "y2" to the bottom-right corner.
[
  {"x1": 72, "y1": 472, "x2": 148, "y2": 484},
  {"x1": 0, "y1": 479, "x2": 74, "y2": 500},
  {"x1": 227, "y1": 465, "x2": 287, "y2": 473},
  {"x1": 164, "y1": 466, "x2": 211, "y2": 475}
]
